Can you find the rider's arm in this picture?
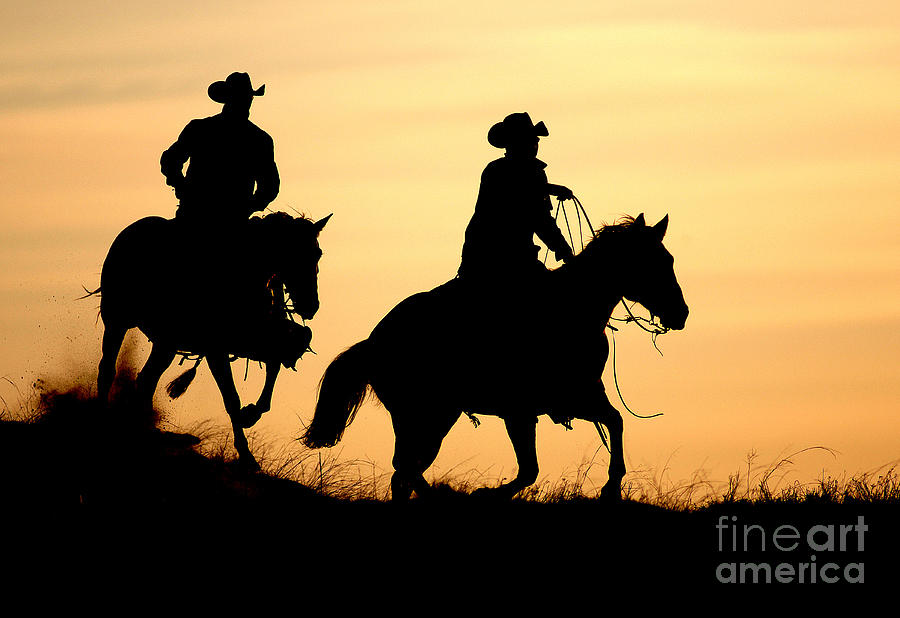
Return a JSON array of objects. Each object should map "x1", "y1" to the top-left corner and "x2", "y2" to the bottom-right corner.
[
  {"x1": 547, "y1": 183, "x2": 574, "y2": 200},
  {"x1": 534, "y1": 193, "x2": 573, "y2": 261},
  {"x1": 160, "y1": 121, "x2": 195, "y2": 192},
  {"x1": 533, "y1": 166, "x2": 573, "y2": 260},
  {"x1": 249, "y1": 135, "x2": 280, "y2": 215}
]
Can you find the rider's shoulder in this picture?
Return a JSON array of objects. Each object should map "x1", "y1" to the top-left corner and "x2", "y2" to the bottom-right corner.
[
  {"x1": 248, "y1": 121, "x2": 274, "y2": 144},
  {"x1": 483, "y1": 156, "x2": 547, "y2": 177},
  {"x1": 181, "y1": 115, "x2": 219, "y2": 135},
  {"x1": 482, "y1": 157, "x2": 509, "y2": 177},
  {"x1": 193, "y1": 114, "x2": 221, "y2": 126}
]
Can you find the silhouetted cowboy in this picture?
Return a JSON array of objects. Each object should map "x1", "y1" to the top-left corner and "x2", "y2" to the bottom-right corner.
[
  {"x1": 458, "y1": 112, "x2": 573, "y2": 284},
  {"x1": 160, "y1": 72, "x2": 280, "y2": 225},
  {"x1": 158, "y1": 73, "x2": 284, "y2": 336}
]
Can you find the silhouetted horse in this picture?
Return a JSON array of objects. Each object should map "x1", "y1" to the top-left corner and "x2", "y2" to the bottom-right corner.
[
  {"x1": 97, "y1": 211, "x2": 330, "y2": 468},
  {"x1": 302, "y1": 213, "x2": 687, "y2": 500}
]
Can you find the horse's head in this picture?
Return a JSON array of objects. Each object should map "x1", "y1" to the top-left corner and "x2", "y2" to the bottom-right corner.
[
  {"x1": 253, "y1": 212, "x2": 331, "y2": 321},
  {"x1": 607, "y1": 213, "x2": 689, "y2": 331}
]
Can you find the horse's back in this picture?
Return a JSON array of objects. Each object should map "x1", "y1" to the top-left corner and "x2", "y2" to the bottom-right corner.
[
  {"x1": 111, "y1": 215, "x2": 171, "y2": 241},
  {"x1": 100, "y1": 216, "x2": 181, "y2": 326},
  {"x1": 104, "y1": 216, "x2": 172, "y2": 268},
  {"x1": 368, "y1": 277, "x2": 534, "y2": 401},
  {"x1": 369, "y1": 278, "x2": 462, "y2": 344}
]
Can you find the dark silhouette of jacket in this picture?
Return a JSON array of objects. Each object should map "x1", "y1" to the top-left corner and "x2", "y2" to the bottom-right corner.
[
  {"x1": 458, "y1": 154, "x2": 569, "y2": 281},
  {"x1": 160, "y1": 113, "x2": 280, "y2": 223}
]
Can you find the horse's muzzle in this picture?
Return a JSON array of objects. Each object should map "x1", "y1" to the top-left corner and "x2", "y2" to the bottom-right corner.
[
  {"x1": 662, "y1": 303, "x2": 689, "y2": 331},
  {"x1": 298, "y1": 301, "x2": 319, "y2": 322}
]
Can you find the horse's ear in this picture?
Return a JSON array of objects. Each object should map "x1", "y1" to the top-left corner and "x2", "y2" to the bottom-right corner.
[
  {"x1": 653, "y1": 214, "x2": 669, "y2": 241},
  {"x1": 633, "y1": 213, "x2": 646, "y2": 228},
  {"x1": 314, "y1": 213, "x2": 333, "y2": 232}
]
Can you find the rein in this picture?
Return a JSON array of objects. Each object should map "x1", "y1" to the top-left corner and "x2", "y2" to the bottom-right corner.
[{"x1": 609, "y1": 300, "x2": 669, "y2": 354}]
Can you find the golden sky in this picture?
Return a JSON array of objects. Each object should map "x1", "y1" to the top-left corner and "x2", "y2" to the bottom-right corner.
[{"x1": 1, "y1": 1, "x2": 898, "y2": 492}]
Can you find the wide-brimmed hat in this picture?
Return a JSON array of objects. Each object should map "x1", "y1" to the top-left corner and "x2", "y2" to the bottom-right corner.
[
  {"x1": 208, "y1": 72, "x2": 265, "y2": 103},
  {"x1": 487, "y1": 112, "x2": 549, "y2": 148}
]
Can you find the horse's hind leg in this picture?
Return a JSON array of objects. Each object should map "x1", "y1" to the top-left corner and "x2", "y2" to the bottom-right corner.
[
  {"x1": 504, "y1": 415, "x2": 539, "y2": 496},
  {"x1": 98, "y1": 323, "x2": 127, "y2": 403},
  {"x1": 474, "y1": 415, "x2": 539, "y2": 499},
  {"x1": 136, "y1": 342, "x2": 176, "y2": 407},
  {"x1": 389, "y1": 408, "x2": 459, "y2": 502}
]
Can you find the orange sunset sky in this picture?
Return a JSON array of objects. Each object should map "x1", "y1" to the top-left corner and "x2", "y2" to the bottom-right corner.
[{"x1": 1, "y1": 1, "x2": 898, "y2": 494}]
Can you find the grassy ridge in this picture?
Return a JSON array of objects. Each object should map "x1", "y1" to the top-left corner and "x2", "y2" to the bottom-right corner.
[{"x1": 2, "y1": 381, "x2": 897, "y2": 590}]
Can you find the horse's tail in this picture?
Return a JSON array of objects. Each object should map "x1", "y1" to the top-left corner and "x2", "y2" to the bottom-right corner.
[
  {"x1": 166, "y1": 357, "x2": 203, "y2": 399},
  {"x1": 301, "y1": 340, "x2": 372, "y2": 449},
  {"x1": 78, "y1": 285, "x2": 101, "y2": 300}
]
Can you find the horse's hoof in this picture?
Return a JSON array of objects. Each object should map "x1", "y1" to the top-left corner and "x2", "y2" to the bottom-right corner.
[
  {"x1": 238, "y1": 455, "x2": 261, "y2": 473},
  {"x1": 599, "y1": 484, "x2": 622, "y2": 502}
]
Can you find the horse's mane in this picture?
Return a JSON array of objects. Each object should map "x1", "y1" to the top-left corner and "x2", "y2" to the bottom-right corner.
[
  {"x1": 593, "y1": 214, "x2": 637, "y2": 237},
  {"x1": 250, "y1": 210, "x2": 315, "y2": 228},
  {"x1": 571, "y1": 214, "x2": 638, "y2": 262},
  {"x1": 246, "y1": 211, "x2": 319, "y2": 253}
]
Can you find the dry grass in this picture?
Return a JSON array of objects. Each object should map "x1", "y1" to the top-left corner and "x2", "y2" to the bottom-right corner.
[
  {"x1": 261, "y1": 437, "x2": 900, "y2": 510},
  {"x1": 264, "y1": 439, "x2": 900, "y2": 510},
  {"x1": 3, "y1": 374, "x2": 897, "y2": 510},
  {"x1": 521, "y1": 447, "x2": 900, "y2": 510},
  {"x1": 152, "y1": 412, "x2": 900, "y2": 509},
  {"x1": 257, "y1": 440, "x2": 390, "y2": 501}
]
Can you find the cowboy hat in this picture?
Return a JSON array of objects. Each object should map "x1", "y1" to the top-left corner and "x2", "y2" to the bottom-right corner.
[
  {"x1": 208, "y1": 72, "x2": 265, "y2": 103},
  {"x1": 487, "y1": 112, "x2": 548, "y2": 148}
]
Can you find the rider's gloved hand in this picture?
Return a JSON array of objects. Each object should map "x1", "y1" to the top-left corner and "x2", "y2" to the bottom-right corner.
[
  {"x1": 556, "y1": 185, "x2": 574, "y2": 201},
  {"x1": 554, "y1": 245, "x2": 574, "y2": 263}
]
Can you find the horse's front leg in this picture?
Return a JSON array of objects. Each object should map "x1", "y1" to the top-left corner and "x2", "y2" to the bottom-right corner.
[
  {"x1": 236, "y1": 360, "x2": 280, "y2": 429},
  {"x1": 593, "y1": 388, "x2": 625, "y2": 501},
  {"x1": 206, "y1": 353, "x2": 258, "y2": 471},
  {"x1": 474, "y1": 415, "x2": 539, "y2": 499}
]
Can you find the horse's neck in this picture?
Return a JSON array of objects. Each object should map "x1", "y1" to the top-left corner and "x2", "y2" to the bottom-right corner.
[
  {"x1": 245, "y1": 227, "x2": 278, "y2": 280},
  {"x1": 556, "y1": 250, "x2": 622, "y2": 326}
]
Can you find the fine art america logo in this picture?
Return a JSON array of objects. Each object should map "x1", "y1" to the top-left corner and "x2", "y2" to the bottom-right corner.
[{"x1": 715, "y1": 515, "x2": 867, "y2": 584}]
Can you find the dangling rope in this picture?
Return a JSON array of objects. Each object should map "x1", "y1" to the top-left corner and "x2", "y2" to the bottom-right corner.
[
  {"x1": 608, "y1": 326, "x2": 663, "y2": 419},
  {"x1": 572, "y1": 196, "x2": 595, "y2": 235},
  {"x1": 560, "y1": 199, "x2": 576, "y2": 255},
  {"x1": 574, "y1": 196, "x2": 583, "y2": 246},
  {"x1": 545, "y1": 196, "x2": 597, "y2": 260}
]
